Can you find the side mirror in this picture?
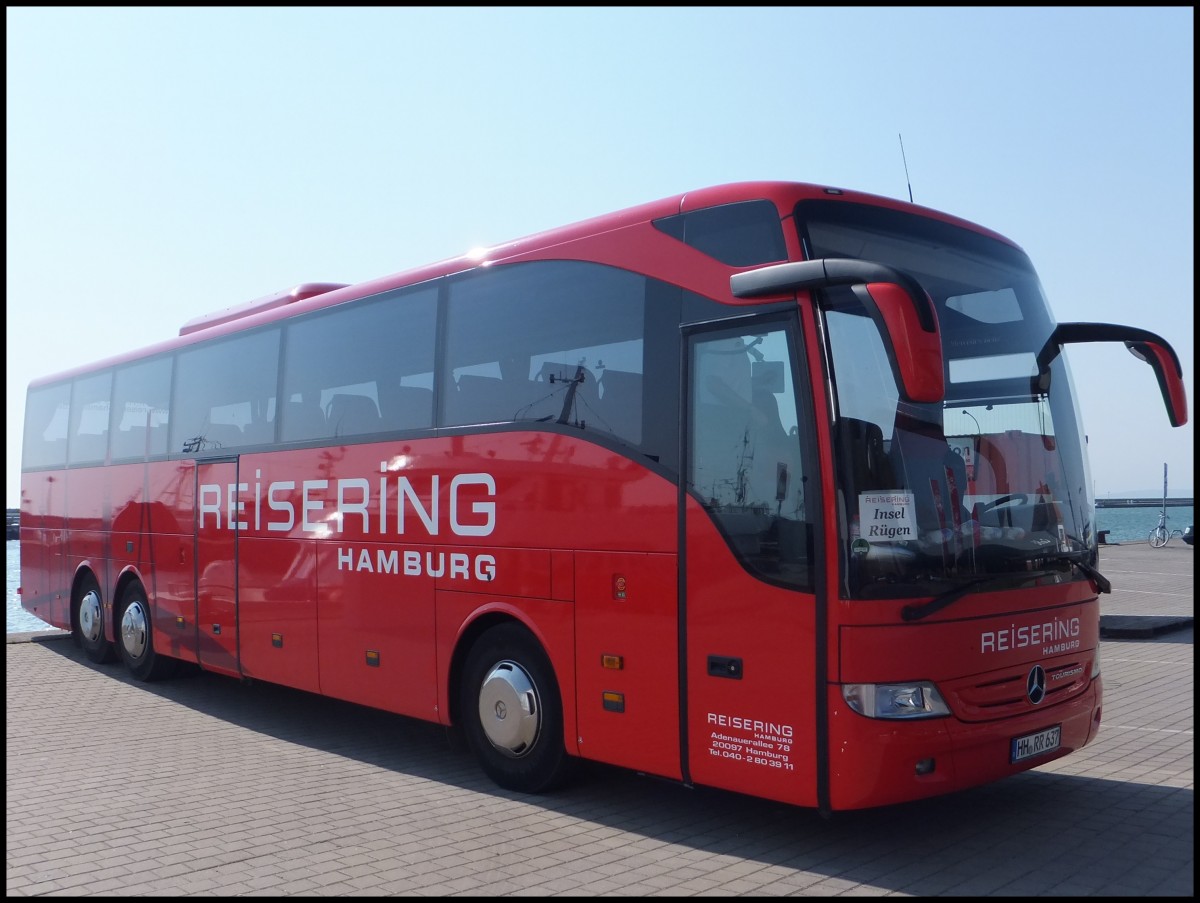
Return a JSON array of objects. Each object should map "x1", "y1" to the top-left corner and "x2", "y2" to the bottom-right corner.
[
  {"x1": 1036, "y1": 322, "x2": 1188, "y2": 427},
  {"x1": 731, "y1": 258, "x2": 944, "y2": 403}
]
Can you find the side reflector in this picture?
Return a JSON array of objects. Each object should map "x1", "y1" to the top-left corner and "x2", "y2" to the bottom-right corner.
[
  {"x1": 366, "y1": 650, "x2": 380, "y2": 667},
  {"x1": 602, "y1": 691, "x2": 625, "y2": 713},
  {"x1": 601, "y1": 654, "x2": 623, "y2": 670}
]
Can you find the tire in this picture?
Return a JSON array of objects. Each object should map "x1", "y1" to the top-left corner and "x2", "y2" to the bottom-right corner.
[
  {"x1": 1149, "y1": 526, "x2": 1169, "y2": 548},
  {"x1": 73, "y1": 573, "x2": 117, "y2": 664},
  {"x1": 460, "y1": 623, "x2": 570, "y2": 794},
  {"x1": 116, "y1": 583, "x2": 177, "y2": 682}
]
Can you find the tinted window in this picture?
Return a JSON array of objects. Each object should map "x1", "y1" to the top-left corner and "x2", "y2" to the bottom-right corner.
[
  {"x1": 280, "y1": 286, "x2": 437, "y2": 442},
  {"x1": 689, "y1": 320, "x2": 815, "y2": 590},
  {"x1": 172, "y1": 329, "x2": 280, "y2": 454},
  {"x1": 444, "y1": 261, "x2": 647, "y2": 447},
  {"x1": 653, "y1": 200, "x2": 787, "y2": 266},
  {"x1": 110, "y1": 356, "x2": 173, "y2": 462},
  {"x1": 67, "y1": 371, "x2": 112, "y2": 465},
  {"x1": 22, "y1": 382, "x2": 71, "y2": 469}
]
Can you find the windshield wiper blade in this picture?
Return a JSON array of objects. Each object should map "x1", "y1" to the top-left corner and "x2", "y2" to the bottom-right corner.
[
  {"x1": 1044, "y1": 552, "x2": 1112, "y2": 594},
  {"x1": 901, "y1": 551, "x2": 1112, "y2": 623},
  {"x1": 901, "y1": 576, "x2": 1000, "y2": 622}
]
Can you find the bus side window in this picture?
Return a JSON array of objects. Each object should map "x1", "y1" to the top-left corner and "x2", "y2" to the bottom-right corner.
[
  {"x1": 443, "y1": 261, "x2": 648, "y2": 436},
  {"x1": 110, "y1": 357, "x2": 173, "y2": 461},
  {"x1": 689, "y1": 325, "x2": 814, "y2": 590},
  {"x1": 377, "y1": 384, "x2": 433, "y2": 431},
  {"x1": 241, "y1": 415, "x2": 274, "y2": 445},
  {"x1": 533, "y1": 361, "x2": 599, "y2": 422},
  {"x1": 147, "y1": 419, "x2": 169, "y2": 457},
  {"x1": 326, "y1": 394, "x2": 381, "y2": 437},
  {"x1": 201, "y1": 422, "x2": 244, "y2": 451},
  {"x1": 23, "y1": 385, "x2": 71, "y2": 468},
  {"x1": 67, "y1": 371, "x2": 112, "y2": 466},
  {"x1": 596, "y1": 369, "x2": 642, "y2": 443},
  {"x1": 282, "y1": 397, "x2": 327, "y2": 442},
  {"x1": 452, "y1": 374, "x2": 510, "y2": 424},
  {"x1": 173, "y1": 328, "x2": 280, "y2": 455},
  {"x1": 692, "y1": 336, "x2": 755, "y2": 501},
  {"x1": 112, "y1": 425, "x2": 148, "y2": 461},
  {"x1": 280, "y1": 284, "x2": 437, "y2": 439}
]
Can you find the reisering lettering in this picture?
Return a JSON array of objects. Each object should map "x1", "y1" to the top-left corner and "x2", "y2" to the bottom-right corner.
[{"x1": 199, "y1": 465, "x2": 496, "y2": 538}]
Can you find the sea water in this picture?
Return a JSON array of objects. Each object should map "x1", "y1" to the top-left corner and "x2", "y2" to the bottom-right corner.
[
  {"x1": 7, "y1": 505, "x2": 1194, "y2": 634},
  {"x1": 8, "y1": 541, "x2": 53, "y2": 634},
  {"x1": 1094, "y1": 504, "x2": 1194, "y2": 545}
]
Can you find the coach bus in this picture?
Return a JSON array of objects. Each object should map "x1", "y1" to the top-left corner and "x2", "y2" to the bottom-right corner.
[{"x1": 19, "y1": 181, "x2": 1188, "y2": 812}]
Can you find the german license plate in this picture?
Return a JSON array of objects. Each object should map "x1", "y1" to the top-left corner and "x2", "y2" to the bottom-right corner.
[{"x1": 1011, "y1": 725, "x2": 1061, "y2": 763}]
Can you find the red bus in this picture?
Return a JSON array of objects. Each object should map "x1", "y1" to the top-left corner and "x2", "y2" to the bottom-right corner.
[{"x1": 20, "y1": 182, "x2": 1188, "y2": 812}]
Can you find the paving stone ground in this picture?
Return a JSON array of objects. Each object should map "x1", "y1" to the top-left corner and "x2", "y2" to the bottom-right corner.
[{"x1": 6, "y1": 542, "x2": 1192, "y2": 896}]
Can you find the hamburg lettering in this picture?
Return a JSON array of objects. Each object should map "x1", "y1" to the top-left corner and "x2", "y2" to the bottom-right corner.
[{"x1": 337, "y1": 547, "x2": 496, "y2": 581}]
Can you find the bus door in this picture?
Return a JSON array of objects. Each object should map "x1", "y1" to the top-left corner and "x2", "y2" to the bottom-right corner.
[
  {"x1": 681, "y1": 320, "x2": 821, "y2": 809},
  {"x1": 195, "y1": 457, "x2": 242, "y2": 678}
]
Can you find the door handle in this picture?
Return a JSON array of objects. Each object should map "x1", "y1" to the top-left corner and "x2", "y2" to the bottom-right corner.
[{"x1": 707, "y1": 655, "x2": 743, "y2": 679}]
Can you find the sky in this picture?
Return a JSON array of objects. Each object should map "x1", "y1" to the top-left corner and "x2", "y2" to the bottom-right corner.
[{"x1": 6, "y1": 6, "x2": 1194, "y2": 505}]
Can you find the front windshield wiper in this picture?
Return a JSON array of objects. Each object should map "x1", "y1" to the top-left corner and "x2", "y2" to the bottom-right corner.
[
  {"x1": 901, "y1": 576, "x2": 1006, "y2": 622},
  {"x1": 1040, "y1": 551, "x2": 1112, "y2": 594},
  {"x1": 901, "y1": 550, "x2": 1111, "y2": 623}
]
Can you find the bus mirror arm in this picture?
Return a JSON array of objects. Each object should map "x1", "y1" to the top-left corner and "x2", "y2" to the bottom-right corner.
[
  {"x1": 731, "y1": 258, "x2": 944, "y2": 404},
  {"x1": 1036, "y1": 323, "x2": 1188, "y2": 428}
]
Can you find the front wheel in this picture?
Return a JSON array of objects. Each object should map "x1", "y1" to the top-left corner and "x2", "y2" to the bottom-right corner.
[
  {"x1": 460, "y1": 623, "x2": 570, "y2": 793},
  {"x1": 1149, "y1": 525, "x2": 1169, "y2": 548},
  {"x1": 116, "y1": 584, "x2": 177, "y2": 681}
]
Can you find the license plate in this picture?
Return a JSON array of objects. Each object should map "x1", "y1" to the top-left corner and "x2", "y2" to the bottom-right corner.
[{"x1": 1011, "y1": 725, "x2": 1061, "y2": 763}]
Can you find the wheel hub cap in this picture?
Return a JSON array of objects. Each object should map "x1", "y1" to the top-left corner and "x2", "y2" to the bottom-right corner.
[
  {"x1": 478, "y1": 661, "x2": 540, "y2": 757},
  {"x1": 120, "y1": 601, "x2": 148, "y2": 660},
  {"x1": 80, "y1": 590, "x2": 103, "y2": 644}
]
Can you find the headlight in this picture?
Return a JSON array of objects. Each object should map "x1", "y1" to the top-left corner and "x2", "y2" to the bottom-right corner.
[
  {"x1": 1091, "y1": 646, "x2": 1101, "y2": 679},
  {"x1": 842, "y1": 681, "x2": 950, "y2": 719}
]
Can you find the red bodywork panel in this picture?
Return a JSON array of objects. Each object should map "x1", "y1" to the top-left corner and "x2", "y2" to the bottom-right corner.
[
  {"x1": 23, "y1": 432, "x2": 687, "y2": 776},
  {"x1": 683, "y1": 495, "x2": 820, "y2": 808},
  {"x1": 829, "y1": 588, "x2": 1099, "y2": 809}
]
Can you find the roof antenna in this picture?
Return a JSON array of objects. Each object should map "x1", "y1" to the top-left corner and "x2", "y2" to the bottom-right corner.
[{"x1": 899, "y1": 133, "x2": 914, "y2": 203}]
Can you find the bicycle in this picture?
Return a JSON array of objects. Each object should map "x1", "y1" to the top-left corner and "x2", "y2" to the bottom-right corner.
[{"x1": 1149, "y1": 511, "x2": 1183, "y2": 548}]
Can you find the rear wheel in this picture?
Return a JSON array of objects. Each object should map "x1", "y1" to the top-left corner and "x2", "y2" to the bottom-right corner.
[
  {"x1": 460, "y1": 623, "x2": 570, "y2": 793},
  {"x1": 116, "y1": 583, "x2": 177, "y2": 681},
  {"x1": 73, "y1": 574, "x2": 116, "y2": 664}
]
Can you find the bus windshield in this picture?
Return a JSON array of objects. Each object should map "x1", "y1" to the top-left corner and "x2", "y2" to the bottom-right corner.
[{"x1": 798, "y1": 201, "x2": 1096, "y2": 600}]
